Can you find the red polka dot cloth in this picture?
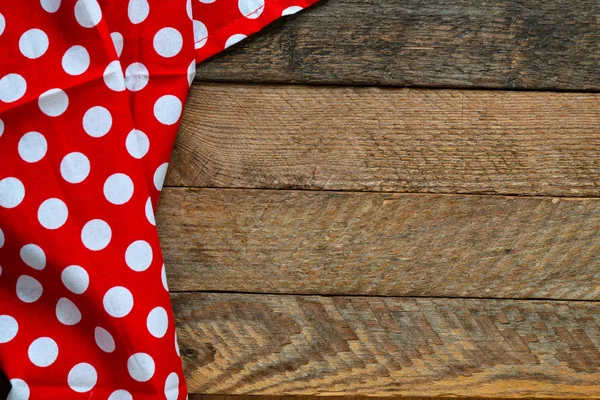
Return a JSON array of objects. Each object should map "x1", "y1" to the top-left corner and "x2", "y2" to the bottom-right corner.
[{"x1": 0, "y1": 0, "x2": 318, "y2": 398}]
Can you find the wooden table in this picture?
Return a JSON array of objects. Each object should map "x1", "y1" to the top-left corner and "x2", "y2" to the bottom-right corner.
[{"x1": 162, "y1": 0, "x2": 600, "y2": 398}]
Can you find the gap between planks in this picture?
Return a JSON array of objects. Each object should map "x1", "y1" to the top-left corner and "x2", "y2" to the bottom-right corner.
[
  {"x1": 163, "y1": 185, "x2": 600, "y2": 200},
  {"x1": 167, "y1": 289, "x2": 600, "y2": 304},
  {"x1": 194, "y1": 79, "x2": 600, "y2": 94}
]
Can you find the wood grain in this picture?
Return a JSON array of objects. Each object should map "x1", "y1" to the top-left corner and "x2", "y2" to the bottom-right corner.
[
  {"x1": 158, "y1": 188, "x2": 600, "y2": 300},
  {"x1": 167, "y1": 84, "x2": 600, "y2": 197},
  {"x1": 173, "y1": 292, "x2": 600, "y2": 397},
  {"x1": 195, "y1": 0, "x2": 600, "y2": 90},
  {"x1": 190, "y1": 396, "x2": 545, "y2": 400}
]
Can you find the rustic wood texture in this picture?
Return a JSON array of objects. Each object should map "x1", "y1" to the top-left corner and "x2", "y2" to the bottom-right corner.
[
  {"x1": 167, "y1": 84, "x2": 600, "y2": 197},
  {"x1": 173, "y1": 293, "x2": 600, "y2": 397},
  {"x1": 190, "y1": 396, "x2": 544, "y2": 400},
  {"x1": 159, "y1": 188, "x2": 600, "y2": 300},
  {"x1": 195, "y1": 0, "x2": 600, "y2": 90}
]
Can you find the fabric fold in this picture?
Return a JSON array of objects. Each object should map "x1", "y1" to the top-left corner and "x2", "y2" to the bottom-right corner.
[{"x1": 0, "y1": 0, "x2": 319, "y2": 398}]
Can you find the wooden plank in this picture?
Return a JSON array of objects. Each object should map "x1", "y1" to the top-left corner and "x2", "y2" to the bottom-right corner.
[
  {"x1": 173, "y1": 292, "x2": 600, "y2": 397},
  {"x1": 195, "y1": 0, "x2": 600, "y2": 90},
  {"x1": 167, "y1": 84, "x2": 600, "y2": 197},
  {"x1": 158, "y1": 188, "x2": 600, "y2": 300},
  {"x1": 190, "y1": 395, "x2": 542, "y2": 400}
]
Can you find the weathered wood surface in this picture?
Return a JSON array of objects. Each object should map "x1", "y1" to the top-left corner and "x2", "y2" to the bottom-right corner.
[
  {"x1": 173, "y1": 293, "x2": 600, "y2": 397},
  {"x1": 190, "y1": 396, "x2": 544, "y2": 400},
  {"x1": 159, "y1": 188, "x2": 600, "y2": 300},
  {"x1": 167, "y1": 84, "x2": 600, "y2": 197},
  {"x1": 195, "y1": 0, "x2": 600, "y2": 90}
]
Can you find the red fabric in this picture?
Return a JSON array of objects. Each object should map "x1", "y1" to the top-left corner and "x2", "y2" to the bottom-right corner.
[{"x1": 0, "y1": 0, "x2": 318, "y2": 398}]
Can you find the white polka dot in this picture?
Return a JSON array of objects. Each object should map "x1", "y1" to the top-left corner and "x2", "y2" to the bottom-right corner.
[
  {"x1": 0, "y1": 73, "x2": 27, "y2": 103},
  {"x1": 28, "y1": 337, "x2": 58, "y2": 367},
  {"x1": 19, "y1": 29, "x2": 49, "y2": 59},
  {"x1": 124, "y1": 62, "x2": 149, "y2": 92},
  {"x1": 125, "y1": 240, "x2": 153, "y2": 271},
  {"x1": 153, "y1": 162, "x2": 169, "y2": 191},
  {"x1": 41, "y1": 0, "x2": 61, "y2": 13},
  {"x1": 62, "y1": 45, "x2": 90, "y2": 75},
  {"x1": 61, "y1": 152, "x2": 90, "y2": 183},
  {"x1": 154, "y1": 95, "x2": 181, "y2": 125},
  {"x1": 38, "y1": 198, "x2": 68, "y2": 229},
  {"x1": 225, "y1": 34, "x2": 247, "y2": 48},
  {"x1": 103, "y1": 60, "x2": 125, "y2": 92},
  {"x1": 175, "y1": 330, "x2": 180, "y2": 356},
  {"x1": 61, "y1": 265, "x2": 89, "y2": 294},
  {"x1": 153, "y1": 27, "x2": 183, "y2": 58},
  {"x1": 38, "y1": 88, "x2": 69, "y2": 116},
  {"x1": 110, "y1": 32, "x2": 124, "y2": 57},
  {"x1": 186, "y1": 0, "x2": 192, "y2": 19},
  {"x1": 20, "y1": 244, "x2": 46, "y2": 270},
  {"x1": 74, "y1": 0, "x2": 102, "y2": 28},
  {"x1": 193, "y1": 20, "x2": 208, "y2": 49},
  {"x1": 0, "y1": 118, "x2": 4, "y2": 136},
  {"x1": 7, "y1": 379, "x2": 29, "y2": 400},
  {"x1": 128, "y1": 0, "x2": 149, "y2": 24},
  {"x1": 0, "y1": 177, "x2": 25, "y2": 208},
  {"x1": 16, "y1": 275, "x2": 43, "y2": 303},
  {"x1": 0, "y1": 227, "x2": 4, "y2": 248},
  {"x1": 126, "y1": 129, "x2": 149, "y2": 159},
  {"x1": 198, "y1": 0, "x2": 216, "y2": 3},
  {"x1": 56, "y1": 298, "x2": 82, "y2": 325},
  {"x1": 83, "y1": 106, "x2": 112, "y2": 137},
  {"x1": 0, "y1": 14, "x2": 4, "y2": 36},
  {"x1": 238, "y1": 0, "x2": 264, "y2": 19},
  {"x1": 282, "y1": 5, "x2": 302, "y2": 15},
  {"x1": 18, "y1": 131, "x2": 47, "y2": 163},
  {"x1": 108, "y1": 390, "x2": 133, "y2": 400},
  {"x1": 103, "y1": 286, "x2": 133, "y2": 318},
  {"x1": 147, "y1": 307, "x2": 168, "y2": 338},
  {"x1": 94, "y1": 327, "x2": 115, "y2": 353},
  {"x1": 145, "y1": 197, "x2": 156, "y2": 225},
  {"x1": 68, "y1": 363, "x2": 97, "y2": 393},
  {"x1": 127, "y1": 353, "x2": 155, "y2": 382},
  {"x1": 187, "y1": 59, "x2": 196, "y2": 86},
  {"x1": 0, "y1": 315, "x2": 18, "y2": 343},
  {"x1": 161, "y1": 264, "x2": 169, "y2": 291},
  {"x1": 164, "y1": 373, "x2": 179, "y2": 400},
  {"x1": 104, "y1": 173, "x2": 134, "y2": 205},
  {"x1": 81, "y1": 219, "x2": 112, "y2": 251}
]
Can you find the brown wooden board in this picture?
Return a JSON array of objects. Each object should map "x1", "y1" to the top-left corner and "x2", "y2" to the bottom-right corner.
[
  {"x1": 167, "y1": 84, "x2": 600, "y2": 197},
  {"x1": 159, "y1": 188, "x2": 600, "y2": 300},
  {"x1": 173, "y1": 293, "x2": 600, "y2": 397},
  {"x1": 194, "y1": 0, "x2": 600, "y2": 91},
  {"x1": 190, "y1": 396, "x2": 546, "y2": 400}
]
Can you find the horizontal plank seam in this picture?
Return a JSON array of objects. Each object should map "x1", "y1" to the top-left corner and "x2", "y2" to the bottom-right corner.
[
  {"x1": 192, "y1": 79, "x2": 600, "y2": 94},
  {"x1": 162, "y1": 185, "x2": 600, "y2": 200},
  {"x1": 168, "y1": 289, "x2": 600, "y2": 303}
]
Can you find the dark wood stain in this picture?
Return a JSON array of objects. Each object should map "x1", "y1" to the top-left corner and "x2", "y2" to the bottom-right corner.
[{"x1": 195, "y1": 0, "x2": 600, "y2": 91}]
